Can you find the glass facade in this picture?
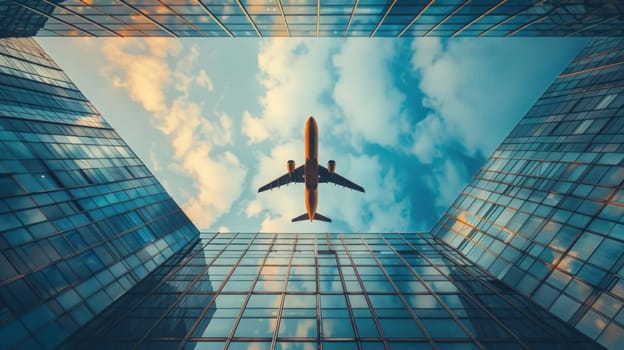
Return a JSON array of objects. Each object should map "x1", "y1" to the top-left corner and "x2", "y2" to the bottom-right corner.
[
  {"x1": 432, "y1": 37, "x2": 624, "y2": 349},
  {"x1": 65, "y1": 232, "x2": 601, "y2": 350},
  {"x1": 0, "y1": 2, "x2": 623, "y2": 350},
  {"x1": 1, "y1": 0, "x2": 623, "y2": 38},
  {"x1": 0, "y1": 37, "x2": 199, "y2": 350}
]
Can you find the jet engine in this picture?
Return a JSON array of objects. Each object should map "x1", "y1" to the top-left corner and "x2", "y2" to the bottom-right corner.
[
  {"x1": 327, "y1": 160, "x2": 336, "y2": 174},
  {"x1": 287, "y1": 160, "x2": 296, "y2": 176}
]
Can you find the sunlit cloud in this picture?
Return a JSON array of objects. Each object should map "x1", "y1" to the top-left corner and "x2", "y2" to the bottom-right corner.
[
  {"x1": 182, "y1": 147, "x2": 246, "y2": 228},
  {"x1": 101, "y1": 38, "x2": 246, "y2": 228},
  {"x1": 104, "y1": 38, "x2": 177, "y2": 114},
  {"x1": 242, "y1": 110, "x2": 270, "y2": 144},
  {"x1": 244, "y1": 199, "x2": 264, "y2": 218},
  {"x1": 242, "y1": 39, "x2": 337, "y2": 143},
  {"x1": 149, "y1": 143, "x2": 162, "y2": 171},
  {"x1": 196, "y1": 69, "x2": 214, "y2": 91}
]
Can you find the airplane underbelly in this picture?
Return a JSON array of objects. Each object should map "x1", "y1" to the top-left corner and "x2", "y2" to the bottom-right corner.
[
  {"x1": 305, "y1": 188, "x2": 317, "y2": 219},
  {"x1": 304, "y1": 116, "x2": 319, "y2": 221},
  {"x1": 305, "y1": 160, "x2": 318, "y2": 190}
]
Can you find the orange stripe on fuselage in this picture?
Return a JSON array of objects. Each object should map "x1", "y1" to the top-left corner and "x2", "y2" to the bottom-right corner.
[{"x1": 304, "y1": 116, "x2": 318, "y2": 221}]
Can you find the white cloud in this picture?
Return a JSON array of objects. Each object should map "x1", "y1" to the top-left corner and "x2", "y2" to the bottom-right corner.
[
  {"x1": 183, "y1": 147, "x2": 246, "y2": 228},
  {"x1": 323, "y1": 154, "x2": 410, "y2": 232},
  {"x1": 425, "y1": 159, "x2": 467, "y2": 209},
  {"x1": 245, "y1": 200, "x2": 263, "y2": 218},
  {"x1": 103, "y1": 38, "x2": 178, "y2": 114},
  {"x1": 149, "y1": 143, "x2": 162, "y2": 171},
  {"x1": 411, "y1": 38, "x2": 442, "y2": 69},
  {"x1": 332, "y1": 39, "x2": 407, "y2": 149},
  {"x1": 196, "y1": 69, "x2": 214, "y2": 91},
  {"x1": 173, "y1": 45, "x2": 216, "y2": 94},
  {"x1": 242, "y1": 110, "x2": 270, "y2": 144},
  {"x1": 242, "y1": 39, "x2": 338, "y2": 143},
  {"x1": 411, "y1": 113, "x2": 445, "y2": 164},
  {"x1": 101, "y1": 38, "x2": 246, "y2": 229}
]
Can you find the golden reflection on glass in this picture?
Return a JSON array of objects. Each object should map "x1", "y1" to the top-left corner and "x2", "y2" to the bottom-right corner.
[
  {"x1": 277, "y1": 342, "x2": 316, "y2": 350},
  {"x1": 156, "y1": 6, "x2": 172, "y2": 15},
  {"x1": 451, "y1": 211, "x2": 472, "y2": 237},
  {"x1": 247, "y1": 343, "x2": 261, "y2": 350},
  {"x1": 557, "y1": 253, "x2": 578, "y2": 274},
  {"x1": 592, "y1": 293, "x2": 622, "y2": 318},
  {"x1": 130, "y1": 14, "x2": 146, "y2": 23},
  {"x1": 75, "y1": 115, "x2": 107, "y2": 128},
  {"x1": 502, "y1": 226, "x2": 516, "y2": 244}
]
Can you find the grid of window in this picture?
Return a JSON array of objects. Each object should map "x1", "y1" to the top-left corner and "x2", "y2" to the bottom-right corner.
[
  {"x1": 431, "y1": 37, "x2": 624, "y2": 349},
  {"x1": 65, "y1": 232, "x2": 601, "y2": 350},
  {"x1": 1, "y1": 0, "x2": 623, "y2": 38},
  {"x1": 0, "y1": 4, "x2": 621, "y2": 350},
  {"x1": 0, "y1": 37, "x2": 199, "y2": 350}
]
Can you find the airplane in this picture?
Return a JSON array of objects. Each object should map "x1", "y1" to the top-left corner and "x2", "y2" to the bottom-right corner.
[{"x1": 258, "y1": 116, "x2": 365, "y2": 223}]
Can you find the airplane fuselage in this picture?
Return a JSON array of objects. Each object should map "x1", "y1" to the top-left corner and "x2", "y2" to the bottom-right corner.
[{"x1": 304, "y1": 117, "x2": 318, "y2": 221}]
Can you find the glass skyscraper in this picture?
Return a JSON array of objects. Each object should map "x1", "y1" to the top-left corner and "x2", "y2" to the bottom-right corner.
[
  {"x1": 63, "y1": 232, "x2": 602, "y2": 350},
  {"x1": 0, "y1": 37, "x2": 198, "y2": 350},
  {"x1": 1, "y1": 1, "x2": 623, "y2": 349},
  {"x1": 432, "y1": 37, "x2": 624, "y2": 349},
  {"x1": 1, "y1": 0, "x2": 623, "y2": 38}
]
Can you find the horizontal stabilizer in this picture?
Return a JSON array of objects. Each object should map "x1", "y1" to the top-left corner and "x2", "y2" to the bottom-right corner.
[
  {"x1": 291, "y1": 213, "x2": 332, "y2": 222},
  {"x1": 313, "y1": 213, "x2": 332, "y2": 222},
  {"x1": 291, "y1": 213, "x2": 309, "y2": 222}
]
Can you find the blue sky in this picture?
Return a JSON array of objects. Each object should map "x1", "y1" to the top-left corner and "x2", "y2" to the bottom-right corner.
[{"x1": 37, "y1": 37, "x2": 588, "y2": 233}]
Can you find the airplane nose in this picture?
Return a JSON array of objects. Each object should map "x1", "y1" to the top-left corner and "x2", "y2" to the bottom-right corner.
[{"x1": 306, "y1": 116, "x2": 317, "y2": 130}]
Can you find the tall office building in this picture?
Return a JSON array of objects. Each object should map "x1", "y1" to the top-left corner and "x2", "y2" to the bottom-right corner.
[
  {"x1": 1, "y1": 0, "x2": 623, "y2": 38},
  {"x1": 0, "y1": 1, "x2": 623, "y2": 349},
  {"x1": 0, "y1": 38, "x2": 198, "y2": 349},
  {"x1": 65, "y1": 232, "x2": 602, "y2": 350},
  {"x1": 432, "y1": 37, "x2": 624, "y2": 348}
]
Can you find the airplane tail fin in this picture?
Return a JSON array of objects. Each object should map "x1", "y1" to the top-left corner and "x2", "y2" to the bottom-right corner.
[
  {"x1": 291, "y1": 213, "x2": 309, "y2": 222},
  {"x1": 291, "y1": 213, "x2": 332, "y2": 223}
]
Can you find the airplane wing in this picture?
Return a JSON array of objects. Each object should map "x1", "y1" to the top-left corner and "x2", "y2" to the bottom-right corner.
[
  {"x1": 258, "y1": 166, "x2": 304, "y2": 193},
  {"x1": 318, "y1": 165, "x2": 365, "y2": 193}
]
